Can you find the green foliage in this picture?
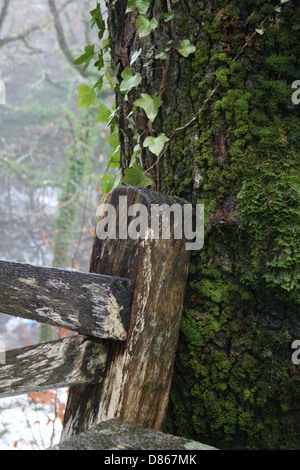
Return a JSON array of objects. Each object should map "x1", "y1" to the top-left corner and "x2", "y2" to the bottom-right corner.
[
  {"x1": 90, "y1": 2, "x2": 105, "y2": 38},
  {"x1": 69, "y1": 0, "x2": 300, "y2": 451},
  {"x1": 164, "y1": 12, "x2": 174, "y2": 22},
  {"x1": 178, "y1": 39, "x2": 196, "y2": 57},
  {"x1": 155, "y1": 51, "x2": 168, "y2": 60},
  {"x1": 163, "y1": 0, "x2": 300, "y2": 450},
  {"x1": 122, "y1": 163, "x2": 153, "y2": 188},
  {"x1": 73, "y1": 45, "x2": 95, "y2": 71},
  {"x1": 143, "y1": 133, "x2": 169, "y2": 156},
  {"x1": 77, "y1": 84, "x2": 97, "y2": 108},
  {"x1": 134, "y1": 93, "x2": 162, "y2": 121},
  {"x1": 101, "y1": 171, "x2": 122, "y2": 195},
  {"x1": 95, "y1": 104, "x2": 112, "y2": 123},
  {"x1": 71, "y1": 2, "x2": 197, "y2": 194},
  {"x1": 136, "y1": 15, "x2": 158, "y2": 38},
  {"x1": 126, "y1": 0, "x2": 150, "y2": 15},
  {"x1": 120, "y1": 67, "x2": 142, "y2": 95}
]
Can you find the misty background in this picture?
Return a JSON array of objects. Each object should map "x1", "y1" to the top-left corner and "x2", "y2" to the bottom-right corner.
[{"x1": 0, "y1": 0, "x2": 111, "y2": 449}]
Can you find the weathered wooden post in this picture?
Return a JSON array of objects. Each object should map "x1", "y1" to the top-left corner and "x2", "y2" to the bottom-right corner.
[{"x1": 61, "y1": 185, "x2": 191, "y2": 440}]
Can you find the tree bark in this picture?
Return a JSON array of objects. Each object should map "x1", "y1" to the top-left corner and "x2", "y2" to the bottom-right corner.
[{"x1": 105, "y1": 0, "x2": 300, "y2": 450}]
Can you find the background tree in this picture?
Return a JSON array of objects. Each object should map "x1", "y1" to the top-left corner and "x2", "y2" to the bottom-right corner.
[{"x1": 0, "y1": 0, "x2": 112, "y2": 448}]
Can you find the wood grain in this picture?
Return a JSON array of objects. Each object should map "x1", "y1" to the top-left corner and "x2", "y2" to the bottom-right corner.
[
  {"x1": 61, "y1": 185, "x2": 190, "y2": 440},
  {"x1": 0, "y1": 260, "x2": 133, "y2": 340},
  {"x1": 0, "y1": 335, "x2": 108, "y2": 398}
]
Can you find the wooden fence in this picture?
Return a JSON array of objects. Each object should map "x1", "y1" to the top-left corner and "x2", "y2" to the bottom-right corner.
[{"x1": 0, "y1": 185, "x2": 191, "y2": 446}]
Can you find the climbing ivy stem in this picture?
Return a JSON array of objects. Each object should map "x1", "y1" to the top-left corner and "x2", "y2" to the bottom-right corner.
[{"x1": 144, "y1": 2, "x2": 283, "y2": 175}]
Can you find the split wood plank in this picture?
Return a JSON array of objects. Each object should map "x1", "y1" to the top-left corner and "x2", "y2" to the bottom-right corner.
[
  {"x1": 61, "y1": 185, "x2": 191, "y2": 440},
  {"x1": 0, "y1": 335, "x2": 108, "y2": 399},
  {"x1": 0, "y1": 260, "x2": 133, "y2": 340}
]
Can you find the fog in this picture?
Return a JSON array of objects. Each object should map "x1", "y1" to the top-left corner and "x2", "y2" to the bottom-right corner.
[{"x1": 0, "y1": 0, "x2": 110, "y2": 449}]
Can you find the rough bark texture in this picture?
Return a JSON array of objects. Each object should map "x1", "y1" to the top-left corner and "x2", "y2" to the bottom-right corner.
[
  {"x1": 0, "y1": 260, "x2": 133, "y2": 340},
  {"x1": 52, "y1": 418, "x2": 217, "y2": 450},
  {"x1": 61, "y1": 185, "x2": 190, "y2": 441},
  {"x1": 0, "y1": 335, "x2": 107, "y2": 398},
  {"x1": 106, "y1": 0, "x2": 300, "y2": 450}
]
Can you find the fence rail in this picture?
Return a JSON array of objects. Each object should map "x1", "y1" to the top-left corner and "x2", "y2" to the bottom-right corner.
[
  {"x1": 0, "y1": 185, "x2": 191, "y2": 448},
  {"x1": 0, "y1": 335, "x2": 107, "y2": 399},
  {"x1": 0, "y1": 260, "x2": 133, "y2": 341}
]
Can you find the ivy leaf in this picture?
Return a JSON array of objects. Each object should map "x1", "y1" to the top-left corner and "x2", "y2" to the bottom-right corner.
[
  {"x1": 73, "y1": 45, "x2": 95, "y2": 71},
  {"x1": 101, "y1": 173, "x2": 115, "y2": 195},
  {"x1": 164, "y1": 12, "x2": 174, "y2": 22},
  {"x1": 134, "y1": 93, "x2": 162, "y2": 121},
  {"x1": 77, "y1": 84, "x2": 97, "y2": 108},
  {"x1": 143, "y1": 133, "x2": 169, "y2": 156},
  {"x1": 136, "y1": 16, "x2": 158, "y2": 38},
  {"x1": 105, "y1": 64, "x2": 120, "y2": 88},
  {"x1": 126, "y1": 0, "x2": 150, "y2": 15},
  {"x1": 93, "y1": 74, "x2": 104, "y2": 90},
  {"x1": 107, "y1": 146, "x2": 120, "y2": 168},
  {"x1": 96, "y1": 104, "x2": 112, "y2": 123},
  {"x1": 129, "y1": 144, "x2": 142, "y2": 167},
  {"x1": 149, "y1": 18, "x2": 158, "y2": 29},
  {"x1": 101, "y1": 170, "x2": 122, "y2": 195},
  {"x1": 90, "y1": 3, "x2": 105, "y2": 39},
  {"x1": 122, "y1": 163, "x2": 153, "y2": 188},
  {"x1": 94, "y1": 50, "x2": 104, "y2": 71},
  {"x1": 178, "y1": 39, "x2": 196, "y2": 57},
  {"x1": 155, "y1": 51, "x2": 167, "y2": 60},
  {"x1": 280, "y1": 0, "x2": 290, "y2": 3},
  {"x1": 130, "y1": 48, "x2": 142, "y2": 66},
  {"x1": 106, "y1": 130, "x2": 119, "y2": 149},
  {"x1": 105, "y1": 129, "x2": 120, "y2": 169},
  {"x1": 120, "y1": 67, "x2": 142, "y2": 94}
]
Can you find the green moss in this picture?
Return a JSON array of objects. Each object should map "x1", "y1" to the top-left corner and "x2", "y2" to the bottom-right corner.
[{"x1": 163, "y1": 0, "x2": 300, "y2": 451}]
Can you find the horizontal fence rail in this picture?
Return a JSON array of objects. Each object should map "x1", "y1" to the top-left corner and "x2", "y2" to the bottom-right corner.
[
  {"x1": 0, "y1": 186, "x2": 191, "y2": 449},
  {"x1": 0, "y1": 260, "x2": 133, "y2": 341},
  {"x1": 0, "y1": 335, "x2": 108, "y2": 399}
]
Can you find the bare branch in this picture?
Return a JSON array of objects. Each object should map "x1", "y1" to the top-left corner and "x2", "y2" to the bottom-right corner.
[
  {"x1": 0, "y1": 24, "x2": 39, "y2": 49},
  {"x1": 0, "y1": 0, "x2": 10, "y2": 30},
  {"x1": 47, "y1": 0, "x2": 85, "y2": 77}
]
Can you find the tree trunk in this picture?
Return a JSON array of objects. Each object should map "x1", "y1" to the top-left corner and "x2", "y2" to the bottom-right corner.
[{"x1": 106, "y1": 0, "x2": 300, "y2": 450}]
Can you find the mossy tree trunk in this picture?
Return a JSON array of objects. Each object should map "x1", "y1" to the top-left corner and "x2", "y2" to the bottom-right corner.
[{"x1": 107, "y1": 0, "x2": 300, "y2": 449}]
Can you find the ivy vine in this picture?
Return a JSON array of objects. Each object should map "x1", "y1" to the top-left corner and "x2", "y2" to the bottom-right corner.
[{"x1": 74, "y1": 0, "x2": 291, "y2": 195}]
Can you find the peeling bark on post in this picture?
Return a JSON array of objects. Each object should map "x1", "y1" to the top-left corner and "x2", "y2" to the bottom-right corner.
[
  {"x1": 0, "y1": 260, "x2": 133, "y2": 340},
  {"x1": 61, "y1": 185, "x2": 191, "y2": 440},
  {"x1": 0, "y1": 335, "x2": 108, "y2": 398}
]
